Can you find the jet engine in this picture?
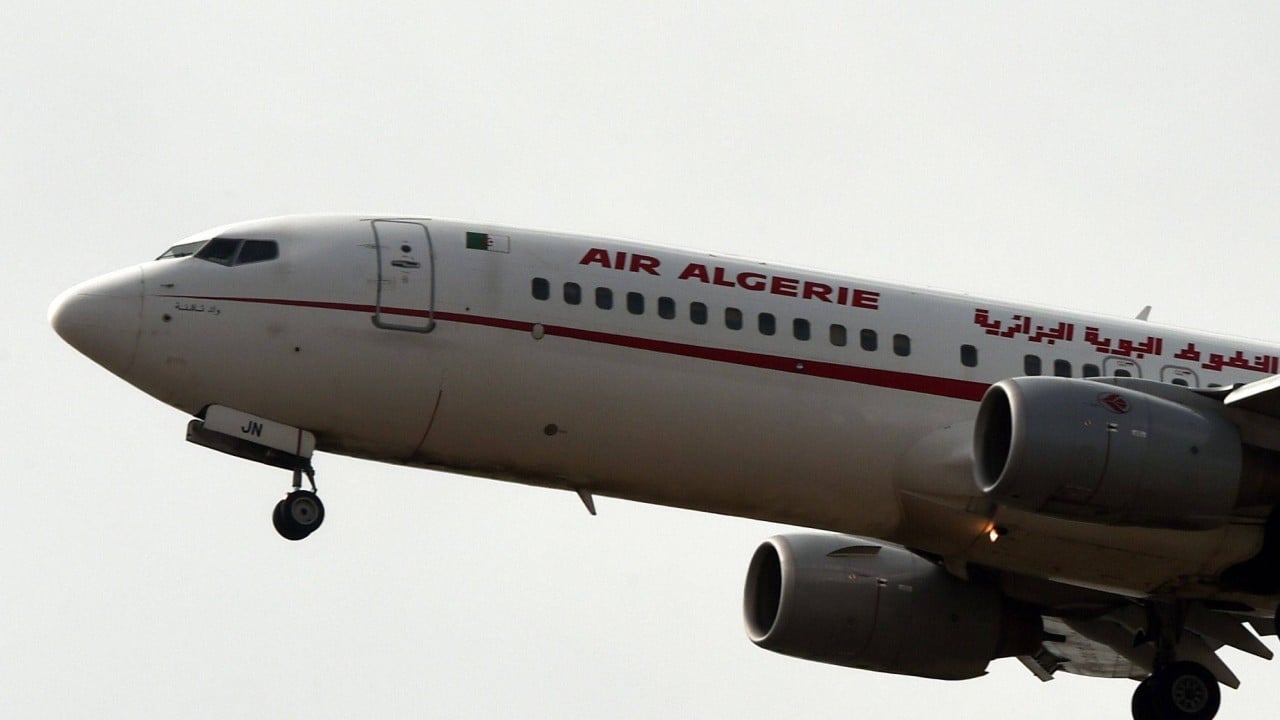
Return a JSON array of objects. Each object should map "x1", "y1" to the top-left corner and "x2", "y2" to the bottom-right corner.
[
  {"x1": 973, "y1": 377, "x2": 1242, "y2": 529},
  {"x1": 743, "y1": 534, "x2": 1042, "y2": 680}
]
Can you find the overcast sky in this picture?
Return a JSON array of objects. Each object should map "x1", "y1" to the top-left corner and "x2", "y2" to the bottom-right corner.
[{"x1": 5, "y1": 2, "x2": 1280, "y2": 718}]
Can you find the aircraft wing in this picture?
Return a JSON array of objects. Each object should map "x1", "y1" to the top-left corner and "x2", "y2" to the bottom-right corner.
[
  {"x1": 1225, "y1": 375, "x2": 1280, "y2": 417},
  {"x1": 1182, "y1": 376, "x2": 1280, "y2": 455}
]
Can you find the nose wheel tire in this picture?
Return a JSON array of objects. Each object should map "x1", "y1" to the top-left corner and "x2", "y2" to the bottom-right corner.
[
  {"x1": 273, "y1": 490, "x2": 325, "y2": 541},
  {"x1": 1132, "y1": 662, "x2": 1220, "y2": 720}
]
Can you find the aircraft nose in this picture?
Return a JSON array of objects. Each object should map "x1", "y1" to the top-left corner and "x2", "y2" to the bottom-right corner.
[{"x1": 49, "y1": 266, "x2": 144, "y2": 376}]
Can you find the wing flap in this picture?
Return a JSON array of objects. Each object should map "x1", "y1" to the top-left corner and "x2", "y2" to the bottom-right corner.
[
  {"x1": 1023, "y1": 607, "x2": 1267, "y2": 689},
  {"x1": 1185, "y1": 606, "x2": 1274, "y2": 660}
]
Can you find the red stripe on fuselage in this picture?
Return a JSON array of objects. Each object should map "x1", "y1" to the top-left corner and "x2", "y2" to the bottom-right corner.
[{"x1": 158, "y1": 295, "x2": 989, "y2": 402}]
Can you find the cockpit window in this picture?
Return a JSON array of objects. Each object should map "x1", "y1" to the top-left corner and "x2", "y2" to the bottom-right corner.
[
  {"x1": 236, "y1": 240, "x2": 279, "y2": 264},
  {"x1": 196, "y1": 238, "x2": 241, "y2": 266},
  {"x1": 156, "y1": 240, "x2": 207, "y2": 260},
  {"x1": 192, "y1": 238, "x2": 280, "y2": 266}
]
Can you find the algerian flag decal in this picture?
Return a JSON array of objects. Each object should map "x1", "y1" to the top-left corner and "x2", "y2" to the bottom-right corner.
[{"x1": 465, "y1": 231, "x2": 510, "y2": 253}]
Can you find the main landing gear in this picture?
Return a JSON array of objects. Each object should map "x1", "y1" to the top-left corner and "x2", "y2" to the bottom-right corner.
[
  {"x1": 1132, "y1": 662, "x2": 1220, "y2": 720},
  {"x1": 272, "y1": 466, "x2": 325, "y2": 541},
  {"x1": 1130, "y1": 603, "x2": 1222, "y2": 720}
]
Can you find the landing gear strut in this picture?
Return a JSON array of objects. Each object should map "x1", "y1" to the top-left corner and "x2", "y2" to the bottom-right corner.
[
  {"x1": 272, "y1": 466, "x2": 325, "y2": 541},
  {"x1": 1131, "y1": 602, "x2": 1221, "y2": 720}
]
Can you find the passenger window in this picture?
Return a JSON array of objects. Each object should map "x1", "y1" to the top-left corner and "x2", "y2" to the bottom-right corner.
[
  {"x1": 725, "y1": 307, "x2": 743, "y2": 330},
  {"x1": 195, "y1": 238, "x2": 240, "y2": 266},
  {"x1": 793, "y1": 318, "x2": 810, "y2": 341},
  {"x1": 861, "y1": 329, "x2": 878, "y2": 352},
  {"x1": 961, "y1": 344, "x2": 978, "y2": 368},
  {"x1": 236, "y1": 240, "x2": 278, "y2": 264},
  {"x1": 627, "y1": 292, "x2": 644, "y2": 315},
  {"x1": 1172, "y1": 378, "x2": 1189, "y2": 387},
  {"x1": 893, "y1": 334, "x2": 911, "y2": 357},
  {"x1": 532, "y1": 278, "x2": 550, "y2": 301},
  {"x1": 564, "y1": 282, "x2": 582, "y2": 305},
  {"x1": 1114, "y1": 368, "x2": 1132, "y2": 378},
  {"x1": 830, "y1": 324, "x2": 847, "y2": 347},
  {"x1": 690, "y1": 302, "x2": 708, "y2": 325},
  {"x1": 1025, "y1": 355, "x2": 1042, "y2": 375},
  {"x1": 658, "y1": 297, "x2": 676, "y2": 319},
  {"x1": 595, "y1": 287, "x2": 613, "y2": 310},
  {"x1": 759, "y1": 313, "x2": 776, "y2": 336},
  {"x1": 1083, "y1": 364, "x2": 1101, "y2": 378},
  {"x1": 1054, "y1": 359, "x2": 1072, "y2": 378}
]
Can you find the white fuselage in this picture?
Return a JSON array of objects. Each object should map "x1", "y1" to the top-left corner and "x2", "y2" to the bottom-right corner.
[{"x1": 53, "y1": 215, "x2": 1280, "y2": 603}]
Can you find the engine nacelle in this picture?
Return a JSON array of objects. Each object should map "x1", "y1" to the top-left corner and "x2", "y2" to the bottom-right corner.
[
  {"x1": 974, "y1": 377, "x2": 1242, "y2": 529},
  {"x1": 743, "y1": 534, "x2": 1041, "y2": 680}
]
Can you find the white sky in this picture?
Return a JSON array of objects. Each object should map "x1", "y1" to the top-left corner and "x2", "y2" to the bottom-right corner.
[{"x1": 4, "y1": 2, "x2": 1280, "y2": 718}]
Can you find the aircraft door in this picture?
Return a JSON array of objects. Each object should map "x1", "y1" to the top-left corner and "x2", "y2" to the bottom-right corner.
[{"x1": 371, "y1": 219, "x2": 435, "y2": 332}]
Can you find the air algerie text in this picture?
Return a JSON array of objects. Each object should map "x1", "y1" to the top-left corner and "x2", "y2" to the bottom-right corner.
[{"x1": 578, "y1": 247, "x2": 880, "y2": 310}]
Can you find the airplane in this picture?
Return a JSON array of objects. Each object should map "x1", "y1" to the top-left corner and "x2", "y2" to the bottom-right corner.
[{"x1": 48, "y1": 214, "x2": 1280, "y2": 720}]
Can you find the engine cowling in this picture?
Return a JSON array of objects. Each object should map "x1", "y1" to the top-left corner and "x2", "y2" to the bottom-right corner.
[
  {"x1": 974, "y1": 377, "x2": 1242, "y2": 529},
  {"x1": 743, "y1": 534, "x2": 1042, "y2": 680}
]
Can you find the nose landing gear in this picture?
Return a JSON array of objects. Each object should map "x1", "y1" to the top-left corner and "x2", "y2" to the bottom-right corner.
[
  {"x1": 185, "y1": 406, "x2": 327, "y2": 541},
  {"x1": 272, "y1": 467, "x2": 325, "y2": 541}
]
